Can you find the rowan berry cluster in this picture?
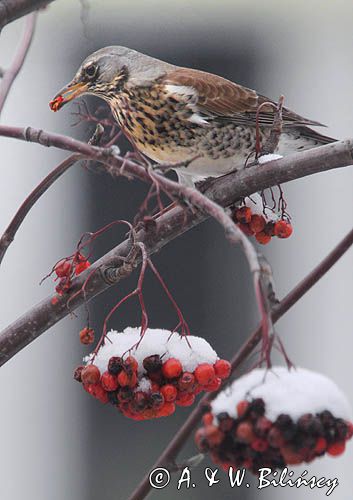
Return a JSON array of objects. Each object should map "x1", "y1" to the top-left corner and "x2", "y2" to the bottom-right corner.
[
  {"x1": 75, "y1": 356, "x2": 231, "y2": 420},
  {"x1": 232, "y1": 205, "x2": 293, "y2": 245},
  {"x1": 195, "y1": 367, "x2": 353, "y2": 471},
  {"x1": 74, "y1": 328, "x2": 231, "y2": 420},
  {"x1": 53, "y1": 252, "x2": 90, "y2": 296},
  {"x1": 196, "y1": 400, "x2": 353, "y2": 473}
]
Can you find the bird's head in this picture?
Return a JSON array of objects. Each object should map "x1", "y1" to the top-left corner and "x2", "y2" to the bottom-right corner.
[{"x1": 50, "y1": 46, "x2": 151, "y2": 111}]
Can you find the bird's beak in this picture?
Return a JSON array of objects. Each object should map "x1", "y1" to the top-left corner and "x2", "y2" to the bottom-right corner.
[{"x1": 49, "y1": 80, "x2": 88, "y2": 112}]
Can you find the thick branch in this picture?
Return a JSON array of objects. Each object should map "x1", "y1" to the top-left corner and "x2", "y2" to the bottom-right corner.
[
  {"x1": 0, "y1": 126, "x2": 353, "y2": 365},
  {"x1": 128, "y1": 226, "x2": 353, "y2": 500},
  {"x1": 0, "y1": 125, "x2": 353, "y2": 204},
  {"x1": 0, "y1": 0, "x2": 52, "y2": 30},
  {"x1": 0, "y1": 11, "x2": 37, "y2": 114}
]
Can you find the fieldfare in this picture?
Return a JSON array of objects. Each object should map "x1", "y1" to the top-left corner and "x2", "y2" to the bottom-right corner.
[{"x1": 50, "y1": 46, "x2": 335, "y2": 186}]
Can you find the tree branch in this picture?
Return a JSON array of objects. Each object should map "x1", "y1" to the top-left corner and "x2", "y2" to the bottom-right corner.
[
  {"x1": 0, "y1": 0, "x2": 52, "y2": 30},
  {"x1": 0, "y1": 125, "x2": 353, "y2": 366},
  {"x1": 0, "y1": 11, "x2": 37, "y2": 113},
  {"x1": 128, "y1": 225, "x2": 353, "y2": 500},
  {"x1": 0, "y1": 125, "x2": 353, "y2": 202}
]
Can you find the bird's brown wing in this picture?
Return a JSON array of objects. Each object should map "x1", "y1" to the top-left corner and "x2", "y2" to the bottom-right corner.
[{"x1": 163, "y1": 68, "x2": 325, "y2": 128}]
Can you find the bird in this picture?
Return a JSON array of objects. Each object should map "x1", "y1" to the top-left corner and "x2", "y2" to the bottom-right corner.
[{"x1": 50, "y1": 46, "x2": 335, "y2": 186}]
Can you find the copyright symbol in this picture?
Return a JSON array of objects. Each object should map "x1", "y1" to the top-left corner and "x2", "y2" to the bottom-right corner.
[{"x1": 149, "y1": 467, "x2": 170, "y2": 489}]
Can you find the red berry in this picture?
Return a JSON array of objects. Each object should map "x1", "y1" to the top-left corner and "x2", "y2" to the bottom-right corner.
[
  {"x1": 251, "y1": 438, "x2": 269, "y2": 452},
  {"x1": 160, "y1": 384, "x2": 178, "y2": 402},
  {"x1": 117, "y1": 386, "x2": 133, "y2": 402},
  {"x1": 202, "y1": 412, "x2": 214, "y2": 426},
  {"x1": 143, "y1": 355, "x2": 162, "y2": 372},
  {"x1": 108, "y1": 356, "x2": 124, "y2": 375},
  {"x1": 274, "y1": 220, "x2": 293, "y2": 239},
  {"x1": 55, "y1": 277, "x2": 71, "y2": 295},
  {"x1": 117, "y1": 370, "x2": 135, "y2": 387},
  {"x1": 54, "y1": 259, "x2": 72, "y2": 278},
  {"x1": 49, "y1": 95, "x2": 64, "y2": 112},
  {"x1": 142, "y1": 408, "x2": 155, "y2": 420},
  {"x1": 130, "y1": 392, "x2": 148, "y2": 413},
  {"x1": 79, "y1": 327, "x2": 95, "y2": 345},
  {"x1": 214, "y1": 359, "x2": 231, "y2": 380},
  {"x1": 162, "y1": 358, "x2": 183, "y2": 379},
  {"x1": 101, "y1": 371, "x2": 119, "y2": 391},
  {"x1": 75, "y1": 260, "x2": 90, "y2": 275},
  {"x1": 204, "y1": 377, "x2": 222, "y2": 392},
  {"x1": 255, "y1": 231, "x2": 272, "y2": 245},
  {"x1": 176, "y1": 392, "x2": 195, "y2": 407},
  {"x1": 195, "y1": 428, "x2": 208, "y2": 451},
  {"x1": 238, "y1": 223, "x2": 254, "y2": 236},
  {"x1": 73, "y1": 365, "x2": 84, "y2": 382},
  {"x1": 124, "y1": 356, "x2": 138, "y2": 373},
  {"x1": 148, "y1": 371, "x2": 163, "y2": 384},
  {"x1": 249, "y1": 214, "x2": 266, "y2": 234},
  {"x1": 150, "y1": 392, "x2": 165, "y2": 410},
  {"x1": 218, "y1": 416, "x2": 234, "y2": 432},
  {"x1": 150, "y1": 382, "x2": 160, "y2": 393},
  {"x1": 235, "y1": 206, "x2": 252, "y2": 224},
  {"x1": 204, "y1": 425, "x2": 224, "y2": 446},
  {"x1": 178, "y1": 372, "x2": 196, "y2": 392},
  {"x1": 84, "y1": 382, "x2": 108, "y2": 403},
  {"x1": 281, "y1": 446, "x2": 303, "y2": 465},
  {"x1": 327, "y1": 441, "x2": 346, "y2": 456},
  {"x1": 194, "y1": 363, "x2": 216, "y2": 386},
  {"x1": 236, "y1": 421, "x2": 255, "y2": 443},
  {"x1": 242, "y1": 458, "x2": 253, "y2": 469},
  {"x1": 314, "y1": 437, "x2": 327, "y2": 454},
  {"x1": 255, "y1": 416, "x2": 272, "y2": 437},
  {"x1": 268, "y1": 427, "x2": 285, "y2": 448},
  {"x1": 51, "y1": 296, "x2": 59, "y2": 306},
  {"x1": 236, "y1": 400, "x2": 249, "y2": 418},
  {"x1": 157, "y1": 402, "x2": 176, "y2": 417},
  {"x1": 264, "y1": 221, "x2": 276, "y2": 236},
  {"x1": 81, "y1": 365, "x2": 100, "y2": 385}
]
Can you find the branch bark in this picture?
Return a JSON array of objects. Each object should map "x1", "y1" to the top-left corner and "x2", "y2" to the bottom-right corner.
[
  {"x1": 128, "y1": 226, "x2": 353, "y2": 500},
  {"x1": 0, "y1": 0, "x2": 52, "y2": 30},
  {"x1": 0, "y1": 125, "x2": 353, "y2": 366}
]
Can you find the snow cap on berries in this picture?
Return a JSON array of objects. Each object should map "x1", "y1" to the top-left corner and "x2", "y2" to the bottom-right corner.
[
  {"x1": 244, "y1": 193, "x2": 277, "y2": 221},
  {"x1": 212, "y1": 367, "x2": 352, "y2": 422},
  {"x1": 84, "y1": 327, "x2": 219, "y2": 374}
]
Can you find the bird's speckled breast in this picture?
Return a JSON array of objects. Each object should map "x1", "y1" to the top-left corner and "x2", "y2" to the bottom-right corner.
[{"x1": 107, "y1": 84, "x2": 260, "y2": 169}]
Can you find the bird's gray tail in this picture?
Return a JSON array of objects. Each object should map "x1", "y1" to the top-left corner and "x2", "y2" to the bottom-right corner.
[{"x1": 297, "y1": 125, "x2": 337, "y2": 145}]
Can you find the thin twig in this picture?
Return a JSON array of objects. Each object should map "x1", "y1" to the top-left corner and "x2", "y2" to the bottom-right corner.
[
  {"x1": 261, "y1": 95, "x2": 284, "y2": 155},
  {"x1": 0, "y1": 12, "x2": 37, "y2": 114},
  {"x1": 0, "y1": 154, "x2": 80, "y2": 266},
  {"x1": 128, "y1": 225, "x2": 353, "y2": 500}
]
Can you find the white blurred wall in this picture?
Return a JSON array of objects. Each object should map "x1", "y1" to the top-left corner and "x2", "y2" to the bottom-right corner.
[{"x1": 0, "y1": 4, "x2": 89, "y2": 500}]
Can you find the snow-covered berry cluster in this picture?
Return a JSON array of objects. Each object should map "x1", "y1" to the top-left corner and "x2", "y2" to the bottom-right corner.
[
  {"x1": 74, "y1": 327, "x2": 231, "y2": 420},
  {"x1": 232, "y1": 194, "x2": 293, "y2": 245},
  {"x1": 53, "y1": 252, "x2": 90, "y2": 296},
  {"x1": 195, "y1": 367, "x2": 352, "y2": 472}
]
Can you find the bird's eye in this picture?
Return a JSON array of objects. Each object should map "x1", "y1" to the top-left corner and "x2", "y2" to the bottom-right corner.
[{"x1": 84, "y1": 63, "x2": 98, "y2": 79}]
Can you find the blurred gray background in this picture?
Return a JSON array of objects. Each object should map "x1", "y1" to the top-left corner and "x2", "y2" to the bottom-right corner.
[{"x1": 0, "y1": 1, "x2": 352, "y2": 499}]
